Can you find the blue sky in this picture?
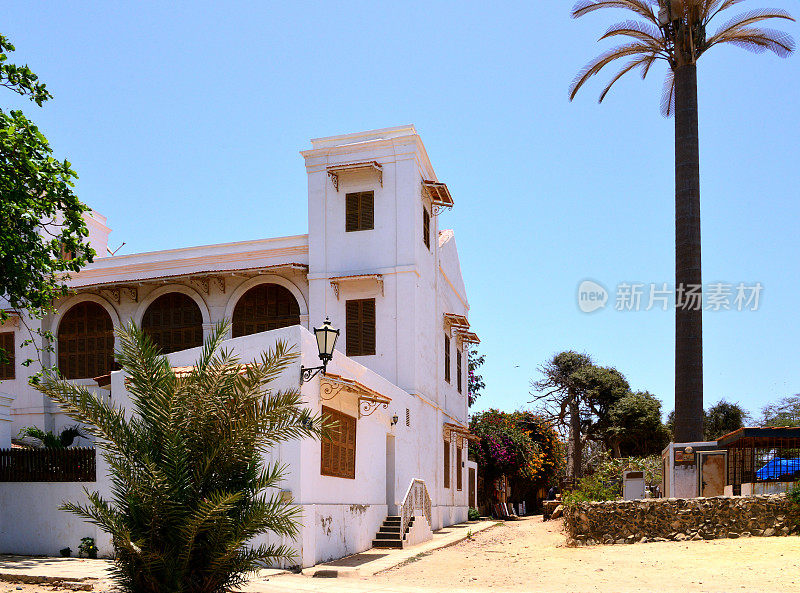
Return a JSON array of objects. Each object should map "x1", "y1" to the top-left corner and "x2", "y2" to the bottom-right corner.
[{"x1": 5, "y1": 1, "x2": 799, "y2": 420}]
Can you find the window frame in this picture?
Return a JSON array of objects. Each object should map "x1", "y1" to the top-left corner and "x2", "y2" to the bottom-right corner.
[
  {"x1": 0, "y1": 332, "x2": 14, "y2": 380},
  {"x1": 346, "y1": 298, "x2": 376, "y2": 356},
  {"x1": 57, "y1": 301, "x2": 116, "y2": 380},
  {"x1": 345, "y1": 191, "x2": 375, "y2": 233},
  {"x1": 320, "y1": 405, "x2": 357, "y2": 479}
]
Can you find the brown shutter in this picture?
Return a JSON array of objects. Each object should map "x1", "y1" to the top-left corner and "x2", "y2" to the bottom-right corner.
[
  {"x1": 346, "y1": 299, "x2": 375, "y2": 356},
  {"x1": 232, "y1": 283, "x2": 300, "y2": 337},
  {"x1": 142, "y1": 293, "x2": 203, "y2": 354},
  {"x1": 360, "y1": 192, "x2": 374, "y2": 230},
  {"x1": 457, "y1": 349, "x2": 462, "y2": 393},
  {"x1": 321, "y1": 406, "x2": 357, "y2": 479},
  {"x1": 345, "y1": 191, "x2": 374, "y2": 232},
  {"x1": 0, "y1": 332, "x2": 14, "y2": 380},
  {"x1": 456, "y1": 446, "x2": 463, "y2": 491},
  {"x1": 346, "y1": 193, "x2": 360, "y2": 232},
  {"x1": 423, "y1": 207, "x2": 430, "y2": 249},
  {"x1": 444, "y1": 440, "x2": 451, "y2": 489},
  {"x1": 444, "y1": 334, "x2": 451, "y2": 383},
  {"x1": 57, "y1": 302, "x2": 115, "y2": 380}
]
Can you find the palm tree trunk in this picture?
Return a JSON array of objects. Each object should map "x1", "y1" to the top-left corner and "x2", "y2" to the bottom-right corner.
[{"x1": 673, "y1": 63, "x2": 704, "y2": 443}]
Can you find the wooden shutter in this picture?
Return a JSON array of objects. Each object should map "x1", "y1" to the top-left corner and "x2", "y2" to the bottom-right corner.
[
  {"x1": 57, "y1": 302, "x2": 115, "y2": 380},
  {"x1": 321, "y1": 406, "x2": 357, "y2": 479},
  {"x1": 346, "y1": 298, "x2": 375, "y2": 356},
  {"x1": 423, "y1": 207, "x2": 430, "y2": 249},
  {"x1": 232, "y1": 283, "x2": 300, "y2": 337},
  {"x1": 444, "y1": 333, "x2": 450, "y2": 383},
  {"x1": 457, "y1": 349, "x2": 462, "y2": 393},
  {"x1": 456, "y1": 446, "x2": 463, "y2": 491},
  {"x1": 444, "y1": 440, "x2": 451, "y2": 489},
  {"x1": 142, "y1": 293, "x2": 203, "y2": 354},
  {"x1": 345, "y1": 191, "x2": 374, "y2": 232},
  {"x1": 0, "y1": 332, "x2": 14, "y2": 380}
]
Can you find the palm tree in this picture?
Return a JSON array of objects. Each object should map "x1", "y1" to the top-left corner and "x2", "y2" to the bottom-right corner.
[
  {"x1": 37, "y1": 321, "x2": 325, "y2": 593},
  {"x1": 568, "y1": 0, "x2": 795, "y2": 442}
]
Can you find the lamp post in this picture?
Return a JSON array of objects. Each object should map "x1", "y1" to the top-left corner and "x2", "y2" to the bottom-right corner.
[{"x1": 300, "y1": 317, "x2": 339, "y2": 384}]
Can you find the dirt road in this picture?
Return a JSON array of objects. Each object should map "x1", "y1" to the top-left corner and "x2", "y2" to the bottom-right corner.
[{"x1": 373, "y1": 516, "x2": 800, "y2": 593}]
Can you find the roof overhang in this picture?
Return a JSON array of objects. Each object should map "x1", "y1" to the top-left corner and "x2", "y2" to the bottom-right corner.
[
  {"x1": 717, "y1": 426, "x2": 800, "y2": 448},
  {"x1": 320, "y1": 372, "x2": 391, "y2": 417},
  {"x1": 329, "y1": 274, "x2": 384, "y2": 300},
  {"x1": 327, "y1": 161, "x2": 383, "y2": 192}
]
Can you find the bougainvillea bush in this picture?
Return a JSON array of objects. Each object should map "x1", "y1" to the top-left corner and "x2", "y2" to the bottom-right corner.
[{"x1": 469, "y1": 409, "x2": 563, "y2": 503}]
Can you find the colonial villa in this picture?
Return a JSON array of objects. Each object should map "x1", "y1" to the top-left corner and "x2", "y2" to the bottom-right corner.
[{"x1": 0, "y1": 126, "x2": 479, "y2": 566}]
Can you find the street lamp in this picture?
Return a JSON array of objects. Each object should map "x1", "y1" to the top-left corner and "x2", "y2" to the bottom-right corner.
[{"x1": 300, "y1": 317, "x2": 340, "y2": 384}]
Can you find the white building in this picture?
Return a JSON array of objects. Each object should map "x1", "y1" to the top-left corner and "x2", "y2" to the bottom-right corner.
[{"x1": 0, "y1": 125, "x2": 479, "y2": 566}]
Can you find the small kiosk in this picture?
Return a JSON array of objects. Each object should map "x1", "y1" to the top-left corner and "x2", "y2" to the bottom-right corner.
[{"x1": 718, "y1": 426, "x2": 800, "y2": 496}]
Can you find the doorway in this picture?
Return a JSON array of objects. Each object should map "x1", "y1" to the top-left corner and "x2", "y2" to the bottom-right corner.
[
  {"x1": 386, "y1": 435, "x2": 396, "y2": 514},
  {"x1": 468, "y1": 467, "x2": 476, "y2": 510},
  {"x1": 698, "y1": 450, "x2": 727, "y2": 497}
]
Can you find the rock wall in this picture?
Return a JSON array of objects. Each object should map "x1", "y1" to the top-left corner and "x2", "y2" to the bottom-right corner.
[{"x1": 564, "y1": 494, "x2": 798, "y2": 546}]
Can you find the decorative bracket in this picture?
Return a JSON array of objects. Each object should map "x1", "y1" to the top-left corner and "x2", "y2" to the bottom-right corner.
[
  {"x1": 327, "y1": 161, "x2": 383, "y2": 192},
  {"x1": 122, "y1": 286, "x2": 138, "y2": 302},
  {"x1": 329, "y1": 274, "x2": 384, "y2": 301},
  {"x1": 359, "y1": 397, "x2": 389, "y2": 418},
  {"x1": 99, "y1": 287, "x2": 121, "y2": 304}
]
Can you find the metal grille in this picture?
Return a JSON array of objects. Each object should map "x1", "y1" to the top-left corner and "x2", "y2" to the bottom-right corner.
[{"x1": 726, "y1": 436, "x2": 800, "y2": 495}]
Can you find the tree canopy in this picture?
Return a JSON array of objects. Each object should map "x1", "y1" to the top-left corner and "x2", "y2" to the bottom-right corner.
[
  {"x1": 467, "y1": 347, "x2": 485, "y2": 407},
  {"x1": 761, "y1": 394, "x2": 800, "y2": 427},
  {"x1": 1, "y1": 34, "x2": 93, "y2": 325}
]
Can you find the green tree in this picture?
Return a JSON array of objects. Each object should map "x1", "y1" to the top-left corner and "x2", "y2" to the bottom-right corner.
[
  {"x1": 761, "y1": 394, "x2": 800, "y2": 427},
  {"x1": 532, "y1": 352, "x2": 629, "y2": 480},
  {"x1": 606, "y1": 391, "x2": 671, "y2": 457},
  {"x1": 569, "y1": 1, "x2": 795, "y2": 443},
  {"x1": 467, "y1": 347, "x2": 485, "y2": 407},
  {"x1": 1, "y1": 34, "x2": 93, "y2": 366},
  {"x1": 36, "y1": 321, "x2": 324, "y2": 593},
  {"x1": 703, "y1": 399, "x2": 749, "y2": 439}
]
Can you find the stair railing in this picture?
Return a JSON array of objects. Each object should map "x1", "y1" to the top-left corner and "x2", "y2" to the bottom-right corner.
[{"x1": 399, "y1": 478, "x2": 432, "y2": 538}]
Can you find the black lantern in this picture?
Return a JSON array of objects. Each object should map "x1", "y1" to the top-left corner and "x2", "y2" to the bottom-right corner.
[{"x1": 300, "y1": 317, "x2": 339, "y2": 383}]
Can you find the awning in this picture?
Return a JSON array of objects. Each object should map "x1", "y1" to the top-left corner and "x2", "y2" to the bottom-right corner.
[
  {"x1": 453, "y1": 329, "x2": 480, "y2": 345},
  {"x1": 319, "y1": 372, "x2": 392, "y2": 417},
  {"x1": 422, "y1": 180, "x2": 454, "y2": 212},
  {"x1": 443, "y1": 313, "x2": 469, "y2": 331},
  {"x1": 329, "y1": 274, "x2": 384, "y2": 300},
  {"x1": 443, "y1": 422, "x2": 479, "y2": 445}
]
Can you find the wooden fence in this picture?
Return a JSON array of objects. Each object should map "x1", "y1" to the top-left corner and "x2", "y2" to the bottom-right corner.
[{"x1": 0, "y1": 448, "x2": 96, "y2": 482}]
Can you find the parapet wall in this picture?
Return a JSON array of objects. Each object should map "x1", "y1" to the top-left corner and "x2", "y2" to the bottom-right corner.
[{"x1": 564, "y1": 494, "x2": 797, "y2": 546}]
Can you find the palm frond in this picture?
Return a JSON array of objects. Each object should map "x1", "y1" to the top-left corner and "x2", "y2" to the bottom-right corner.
[
  {"x1": 709, "y1": 24, "x2": 795, "y2": 57},
  {"x1": 660, "y1": 69, "x2": 676, "y2": 117},
  {"x1": 572, "y1": 0, "x2": 659, "y2": 25},
  {"x1": 569, "y1": 42, "x2": 659, "y2": 100},
  {"x1": 599, "y1": 54, "x2": 658, "y2": 102},
  {"x1": 600, "y1": 19, "x2": 665, "y2": 47},
  {"x1": 713, "y1": 7, "x2": 794, "y2": 34}
]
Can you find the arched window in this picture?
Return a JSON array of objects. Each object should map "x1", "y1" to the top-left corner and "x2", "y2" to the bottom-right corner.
[
  {"x1": 232, "y1": 284, "x2": 300, "y2": 338},
  {"x1": 142, "y1": 292, "x2": 203, "y2": 354},
  {"x1": 57, "y1": 301, "x2": 115, "y2": 380}
]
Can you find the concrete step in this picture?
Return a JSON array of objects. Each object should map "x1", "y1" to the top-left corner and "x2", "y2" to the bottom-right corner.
[
  {"x1": 379, "y1": 526, "x2": 402, "y2": 534},
  {"x1": 372, "y1": 538, "x2": 404, "y2": 549}
]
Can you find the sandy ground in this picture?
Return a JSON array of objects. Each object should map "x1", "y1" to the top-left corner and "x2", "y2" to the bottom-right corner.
[{"x1": 373, "y1": 516, "x2": 800, "y2": 593}]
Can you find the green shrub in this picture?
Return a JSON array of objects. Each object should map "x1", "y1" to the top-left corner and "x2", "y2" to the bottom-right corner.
[
  {"x1": 37, "y1": 321, "x2": 325, "y2": 593},
  {"x1": 468, "y1": 507, "x2": 480, "y2": 521}
]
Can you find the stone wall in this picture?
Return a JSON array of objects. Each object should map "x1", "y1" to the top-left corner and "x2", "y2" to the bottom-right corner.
[{"x1": 564, "y1": 494, "x2": 798, "y2": 546}]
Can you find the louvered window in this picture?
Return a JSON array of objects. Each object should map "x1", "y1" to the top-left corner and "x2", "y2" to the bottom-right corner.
[
  {"x1": 232, "y1": 283, "x2": 300, "y2": 337},
  {"x1": 444, "y1": 440, "x2": 451, "y2": 489},
  {"x1": 0, "y1": 332, "x2": 14, "y2": 380},
  {"x1": 345, "y1": 191, "x2": 374, "y2": 232},
  {"x1": 57, "y1": 302, "x2": 115, "y2": 380},
  {"x1": 321, "y1": 406, "x2": 356, "y2": 479},
  {"x1": 423, "y1": 207, "x2": 430, "y2": 250},
  {"x1": 456, "y1": 446, "x2": 463, "y2": 491},
  {"x1": 142, "y1": 293, "x2": 203, "y2": 354},
  {"x1": 444, "y1": 334, "x2": 451, "y2": 383},
  {"x1": 456, "y1": 348, "x2": 462, "y2": 393},
  {"x1": 346, "y1": 298, "x2": 376, "y2": 356}
]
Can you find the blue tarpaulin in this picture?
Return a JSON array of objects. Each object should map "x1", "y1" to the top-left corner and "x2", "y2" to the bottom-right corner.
[{"x1": 755, "y1": 457, "x2": 800, "y2": 480}]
